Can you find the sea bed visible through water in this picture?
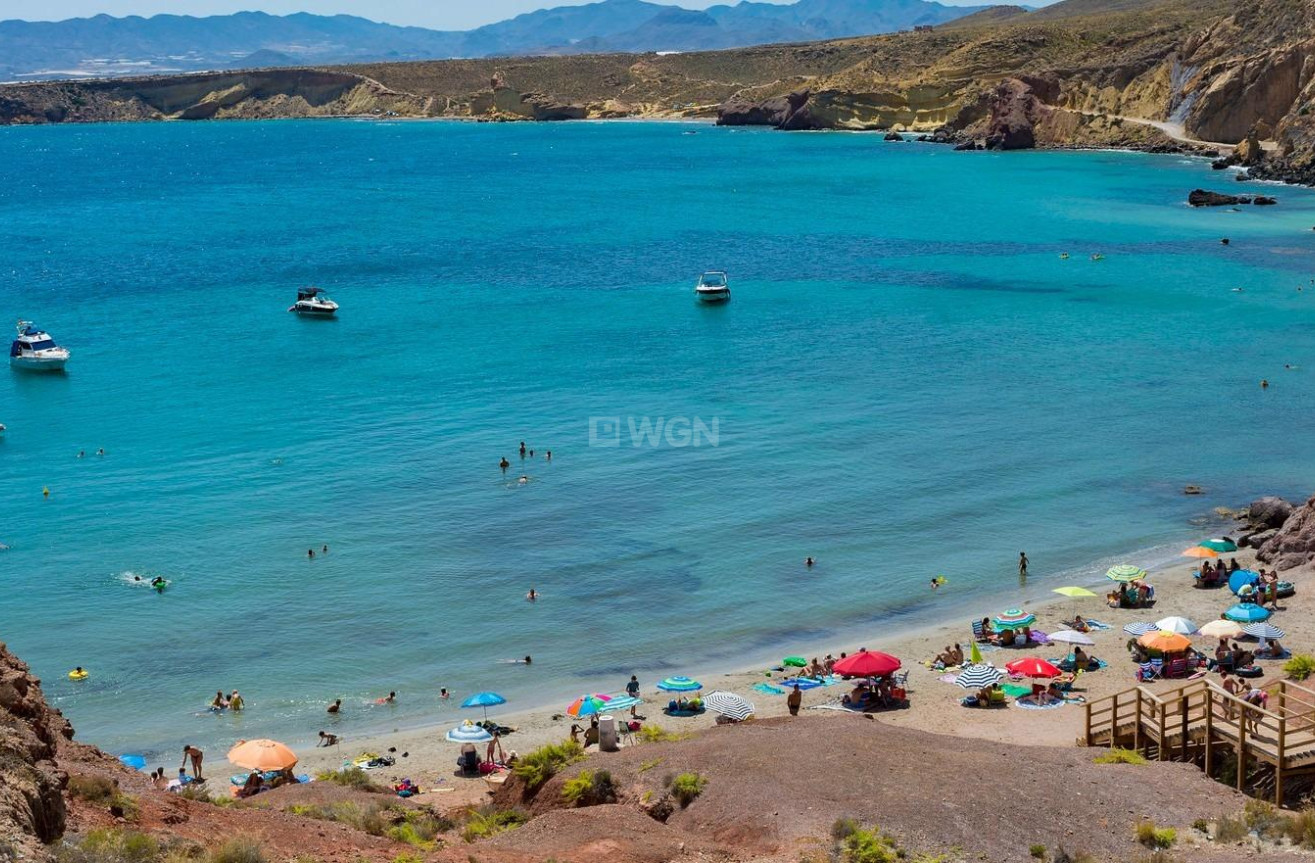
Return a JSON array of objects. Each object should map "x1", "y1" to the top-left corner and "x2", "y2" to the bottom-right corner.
[{"x1": 0, "y1": 118, "x2": 1312, "y2": 759}]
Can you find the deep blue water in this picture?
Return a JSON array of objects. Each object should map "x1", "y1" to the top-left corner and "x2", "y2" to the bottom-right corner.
[{"x1": 2, "y1": 118, "x2": 1313, "y2": 758}]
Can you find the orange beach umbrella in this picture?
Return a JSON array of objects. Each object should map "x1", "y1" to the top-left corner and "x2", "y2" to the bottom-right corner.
[
  {"x1": 1137, "y1": 631, "x2": 1192, "y2": 653},
  {"x1": 1181, "y1": 546, "x2": 1219, "y2": 559},
  {"x1": 227, "y1": 739, "x2": 298, "y2": 771}
]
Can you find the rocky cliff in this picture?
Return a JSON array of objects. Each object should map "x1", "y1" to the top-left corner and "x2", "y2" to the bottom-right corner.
[{"x1": 0, "y1": 642, "x2": 72, "y2": 859}]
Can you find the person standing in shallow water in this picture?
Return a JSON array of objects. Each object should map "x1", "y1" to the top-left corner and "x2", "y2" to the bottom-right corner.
[{"x1": 1018, "y1": 551, "x2": 1029, "y2": 584}]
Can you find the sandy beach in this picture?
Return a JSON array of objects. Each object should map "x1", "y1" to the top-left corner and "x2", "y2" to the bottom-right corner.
[{"x1": 275, "y1": 541, "x2": 1302, "y2": 805}]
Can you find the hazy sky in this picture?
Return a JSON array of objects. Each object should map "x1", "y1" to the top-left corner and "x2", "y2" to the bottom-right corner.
[{"x1": 0, "y1": 0, "x2": 1012, "y2": 30}]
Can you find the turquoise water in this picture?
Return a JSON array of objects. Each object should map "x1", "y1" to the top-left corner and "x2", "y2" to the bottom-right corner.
[{"x1": 2, "y1": 119, "x2": 1314, "y2": 758}]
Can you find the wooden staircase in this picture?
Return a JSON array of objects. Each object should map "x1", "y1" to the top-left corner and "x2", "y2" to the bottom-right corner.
[{"x1": 1082, "y1": 678, "x2": 1315, "y2": 805}]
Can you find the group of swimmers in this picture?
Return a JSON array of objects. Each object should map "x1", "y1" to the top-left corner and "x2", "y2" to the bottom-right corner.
[
  {"x1": 307, "y1": 544, "x2": 329, "y2": 559},
  {"x1": 500, "y1": 440, "x2": 552, "y2": 476},
  {"x1": 209, "y1": 690, "x2": 244, "y2": 712},
  {"x1": 75, "y1": 449, "x2": 106, "y2": 458}
]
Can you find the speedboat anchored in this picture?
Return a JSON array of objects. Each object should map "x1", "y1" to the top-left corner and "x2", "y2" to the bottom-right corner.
[
  {"x1": 288, "y1": 287, "x2": 339, "y2": 316},
  {"x1": 695, "y1": 271, "x2": 731, "y2": 304},
  {"x1": 10, "y1": 321, "x2": 70, "y2": 371}
]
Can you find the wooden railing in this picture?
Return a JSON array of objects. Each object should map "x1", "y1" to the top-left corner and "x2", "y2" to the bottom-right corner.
[{"x1": 1083, "y1": 678, "x2": 1313, "y2": 804}]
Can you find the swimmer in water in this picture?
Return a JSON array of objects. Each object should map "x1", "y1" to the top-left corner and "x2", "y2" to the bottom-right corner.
[
  {"x1": 42, "y1": 487, "x2": 50, "y2": 498},
  {"x1": 322, "y1": 544, "x2": 328, "y2": 554},
  {"x1": 440, "y1": 688, "x2": 450, "y2": 699},
  {"x1": 527, "y1": 588, "x2": 537, "y2": 602},
  {"x1": 308, "y1": 548, "x2": 315, "y2": 560},
  {"x1": 519, "y1": 441, "x2": 526, "y2": 458},
  {"x1": 380, "y1": 691, "x2": 396, "y2": 704},
  {"x1": 327, "y1": 698, "x2": 342, "y2": 714},
  {"x1": 518, "y1": 475, "x2": 529, "y2": 485},
  {"x1": 77, "y1": 450, "x2": 84, "y2": 458},
  {"x1": 1262, "y1": 379, "x2": 1270, "y2": 389},
  {"x1": 529, "y1": 448, "x2": 535, "y2": 457},
  {"x1": 500, "y1": 457, "x2": 510, "y2": 471},
  {"x1": 134, "y1": 575, "x2": 142, "y2": 582},
  {"x1": 805, "y1": 557, "x2": 814, "y2": 568},
  {"x1": 96, "y1": 448, "x2": 105, "y2": 456},
  {"x1": 524, "y1": 655, "x2": 532, "y2": 665},
  {"x1": 546, "y1": 450, "x2": 552, "y2": 461},
  {"x1": 930, "y1": 577, "x2": 940, "y2": 590}
]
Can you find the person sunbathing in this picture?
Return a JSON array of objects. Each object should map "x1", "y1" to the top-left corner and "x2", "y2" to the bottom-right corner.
[
  {"x1": 237, "y1": 771, "x2": 263, "y2": 799},
  {"x1": 950, "y1": 644, "x2": 964, "y2": 665},
  {"x1": 1070, "y1": 615, "x2": 1090, "y2": 633},
  {"x1": 1073, "y1": 646, "x2": 1090, "y2": 668},
  {"x1": 932, "y1": 646, "x2": 956, "y2": 667},
  {"x1": 1259, "y1": 639, "x2": 1285, "y2": 658}
]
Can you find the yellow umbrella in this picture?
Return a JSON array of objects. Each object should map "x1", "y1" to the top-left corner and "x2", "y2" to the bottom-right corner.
[
  {"x1": 1182, "y1": 546, "x2": 1219, "y2": 559},
  {"x1": 969, "y1": 641, "x2": 983, "y2": 664},
  {"x1": 1137, "y1": 631, "x2": 1191, "y2": 653},
  {"x1": 1052, "y1": 586, "x2": 1097, "y2": 598},
  {"x1": 227, "y1": 739, "x2": 298, "y2": 771}
]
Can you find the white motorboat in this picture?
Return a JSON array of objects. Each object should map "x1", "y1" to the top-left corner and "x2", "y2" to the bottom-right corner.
[
  {"x1": 288, "y1": 287, "x2": 339, "y2": 316},
  {"x1": 9, "y1": 321, "x2": 70, "y2": 371},
  {"x1": 695, "y1": 271, "x2": 731, "y2": 304}
]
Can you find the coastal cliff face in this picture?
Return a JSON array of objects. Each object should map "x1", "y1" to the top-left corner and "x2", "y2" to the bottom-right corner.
[
  {"x1": 0, "y1": 642, "x2": 72, "y2": 859},
  {"x1": 4, "y1": 0, "x2": 1315, "y2": 181}
]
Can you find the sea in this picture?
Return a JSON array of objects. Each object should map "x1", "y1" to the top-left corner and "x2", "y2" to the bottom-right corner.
[{"x1": 2, "y1": 118, "x2": 1314, "y2": 760}]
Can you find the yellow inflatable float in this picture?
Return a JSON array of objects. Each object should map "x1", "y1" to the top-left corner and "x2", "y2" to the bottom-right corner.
[{"x1": 68, "y1": 667, "x2": 88, "y2": 680}]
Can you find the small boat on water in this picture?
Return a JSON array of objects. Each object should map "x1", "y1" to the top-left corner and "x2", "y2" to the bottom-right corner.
[
  {"x1": 288, "y1": 287, "x2": 339, "y2": 316},
  {"x1": 695, "y1": 271, "x2": 731, "y2": 304},
  {"x1": 9, "y1": 321, "x2": 70, "y2": 371}
]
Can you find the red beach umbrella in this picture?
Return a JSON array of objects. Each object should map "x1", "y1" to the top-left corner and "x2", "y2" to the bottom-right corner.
[
  {"x1": 833, "y1": 649, "x2": 901, "y2": 678},
  {"x1": 1005, "y1": 657, "x2": 1062, "y2": 679}
]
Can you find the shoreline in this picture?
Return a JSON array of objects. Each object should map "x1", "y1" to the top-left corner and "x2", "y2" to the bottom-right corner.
[{"x1": 277, "y1": 507, "x2": 1271, "y2": 788}]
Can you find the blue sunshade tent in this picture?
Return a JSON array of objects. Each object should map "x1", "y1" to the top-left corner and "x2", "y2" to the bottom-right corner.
[
  {"x1": 1229, "y1": 569, "x2": 1262, "y2": 596},
  {"x1": 460, "y1": 691, "x2": 507, "y2": 721},
  {"x1": 656, "y1": 676, "x2": 702, "y2": 692},
  {"x1": 1223, "y1": 603, "x2": 1272, "y2": 623},
  {"x1": 118, "y1": 754, "x2": 147, "y2": 771}
]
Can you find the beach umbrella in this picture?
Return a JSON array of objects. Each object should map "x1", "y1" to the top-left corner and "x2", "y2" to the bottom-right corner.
[
  {"x1": 1138, "y1": 631, "x2": 1192, "y2": 653},
  {"x1": 1199, "y1": 619, "x2": 1243, "y2": 639},
  {"x1": 1242, "y1": 622, "x2": 1286, "y2": 640},
  {"x1": 1106, "y1": 564, "x2": 1147, "y2": 583},
  {"x1": 566, "y1": 694, "x2": 611, "y2": 718},
  {"x1": 992, "y1": 609, "x2": 1036, "y2": 630},
  {"x1": 1224, "y1": 603, "x2": 1272, "y2": 623},
  {"x1": 955, "y1": 664, "x2": 1004, "y2": 689},
  {"x1": 601, "y1": 694, "x2": 642, "y2": 713},
  {"x1": 783, "y1": 656, "x2": 807, "y2": 668},
  {"x1": 1155, "y1": 616, "x2": 1198, "y2": 635},
  {"x1": 1122, "y1": 621, "x2": 1157, "y2": 636},
  {"x1": 1005, "y1": 657, "x2": 1062, "y2": 679},
  {"x1": 703, "y1": 691, "x2": 754, "y2": 721},
  {"x1": 1182, "y1": 546, "x2": 1219, "y2": 559},
  {"x1": 1229, "y1": 569, "x2": 1262, "y2": 596},
  {"x1": 461, "y1": 691, "x2": 507, "y2": 721},
  {"x1": 227, "y1": 739, "x2": 298, "y2": 771},
  {"x1": 969, "y1": 641, "x2": 983, "y2": 665},
  {"x1": 1200, "y1": 538, "x2": 1239, "y2": 553},
  {"x1": 656, "y1": 676, "x2": 703, "y2": 692},
  {"x1": 1052, "y1": 587, "x2": 1098, "y2": 598},
  {"x1": 833, "y1": 650, "x2": 901, "y2": 678},
  {"x1": 1048, "y1": 630, "x2": 1095, "y2": 646},
  {"x1": 445, "y1": 720, "x2": 493, "y2": 744}
]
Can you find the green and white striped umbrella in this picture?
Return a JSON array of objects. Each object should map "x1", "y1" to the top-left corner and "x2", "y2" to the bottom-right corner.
[
  {"x1": 1106, "y1": 564, "x2": 1147, "y2": 583},
  {"x1": 955, "y1": 665, "x2": 1003, "y2": 689}
]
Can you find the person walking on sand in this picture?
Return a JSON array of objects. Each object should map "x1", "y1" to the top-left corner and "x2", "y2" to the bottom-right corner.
[
  {"x1": 787, "y1": 683, "x2": 802, "y2": 716},
  {"x1": 626, "y1": 675, "x2": 640, "y2": 698},
  {"x1": 181, "y1": 745, "x2": 204, "y2": 780}
]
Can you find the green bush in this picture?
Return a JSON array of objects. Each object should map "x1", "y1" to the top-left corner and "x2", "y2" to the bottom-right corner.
[
  {"x1": 1212, "y1": 815, "x2": 1247, "y2": 843},
  {"x1": 1030, "y1": 844, "x2": 1047, "y2": 859},
  {"x1": 511, "y1": 740, "x2": 584, "y2": 788},
  {"x1": 560, "y1": 769, "x2": 617, "y2": 807},
  {"x1": 1244, "y1": 799, "x2": 1282, "y2": 837},
  {"x1": 67, "y1": 776, "x2": 139, "y2": 820},
  {"x1": 207, "y1": 839, "x2": 264, "y2": 863},
  {"x1": 58, "y1": 830, "x2": 160, "y2": 863},
  {"x1": 392, "y1": 855, "x2": 423, "y2": 863},
  {"x1": 842, "y1": 828, "x2": 900, "y2": 863},
  {"x1": 637, "y1": 725, "x2": 688, "y2": 744},
  {"x1": 1283, "y1": 807, "x2": 1315, "y2": 848},
  {"x1": 313, "y1": 767, "x2": 378, "y2": 791},
  {"x1": 1133, "y1": 820, "x2": 1175, "y2": 849},
  {"x1": 460, "y1": 806, "x2": 529, "y2": 843},
  {"x1": 1093, "y1": 748, "x2": 1147, "y2": 766},
  {"x1": 1284, "y1": 654, "x2": 1315, "y2": 681},
  {"x1": 831, "y1": 818, "x2": 860, "y2": 840},
  {"x1": 637, "y1": 758, "x2": 662, "y2": 773},
  {"x1": 670, "y1": 772, "x2": 706, "y2": 807}
]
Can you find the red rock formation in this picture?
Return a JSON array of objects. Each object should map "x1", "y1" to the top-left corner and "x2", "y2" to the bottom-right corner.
[
  {"x1": 0, "y1": 641, "x2": 72, "y2": 858},
  {"x1": 1258, "y1": 494, "x2": 1315, "y2": 570}
]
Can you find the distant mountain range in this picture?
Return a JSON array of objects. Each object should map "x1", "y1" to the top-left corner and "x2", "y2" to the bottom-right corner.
[{"x1": 0, "y1": 0, "x2": 994, "y2": 81}]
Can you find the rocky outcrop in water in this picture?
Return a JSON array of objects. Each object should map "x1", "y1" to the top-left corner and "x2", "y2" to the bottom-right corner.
[
  {"x1": 0, "y1": 642, "x2": 72, "y2": 858},
  {"x1": 1187, "y1": 189, "x2": 1278, "y2": 206}
]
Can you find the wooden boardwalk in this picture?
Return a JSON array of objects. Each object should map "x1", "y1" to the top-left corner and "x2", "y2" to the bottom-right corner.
[{"x1": 1083, "y1": 678, "x2": 1315, "y2": 804}]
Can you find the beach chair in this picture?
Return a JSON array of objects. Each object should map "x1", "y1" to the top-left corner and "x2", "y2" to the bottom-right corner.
[
  {"x1": 1165, "y1": 658, "x2": 1187, "y2": 679},
  {"x1": 1136, "y1": 661, "x2": 1159, "y2": 682},
  {"x1": 971, "y1": 620, "x2": 987, "y2": 642}
]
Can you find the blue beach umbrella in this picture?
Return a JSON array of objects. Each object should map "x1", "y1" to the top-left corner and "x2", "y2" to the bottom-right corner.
[
  {"x1": 1228, "y1": 569, "x2": 1262, "y2": 596},
  {"x1": 1223, "y1": 603, "x2": 1272, "y2": 623},
  {"x1": 460, "y1": 691, "x2": 507, "y2": 721},
  {"x1": 445, "y1": 720, "x2": 493, "y2": 744},
  {"x1": 656, "y1": 676, "x2": 702, "y2": 692}
]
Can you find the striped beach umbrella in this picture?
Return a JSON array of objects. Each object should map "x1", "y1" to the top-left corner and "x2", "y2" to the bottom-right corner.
[
  {"x1": 566, "y1": 694, "x2": 611, "y2": 718},
  {"x1": 992, "y1": 609, "x2": 1036, "y2": 630},
  {"x1": 703, "y1": 691, "x2": 754, "y2": 721},
  {"x1": 1155, "y1": 616, "x2": 1197, "y2": 635},
  {"x1": 1122, "y1": 621, "x2": 1157, "y2": 636},
  {"x1": 1242, "y1": 622, "x2": 1286, "y2": 640},
  {"x1": 1106, "y1": 564, "x2": 1147, "y2": 583},
  {"x1": 1200, "y1": 538, "x2": 1238, "y2": 553},
  {"x1": 656, "y1": 676, "x2": 702, "y2": 692},
  {"x1": 1224, "y1": 603, "x2": 1272, "y2": 623},
  {"x1": 954, "y1": 664, "x2": 1003, "y2": 689},
  {"x1": 602, "y1": 694, "x2": 642, "y2": 713},
  {"x1": 445, "y1": 721, "x2": 493, "y2": 744}
]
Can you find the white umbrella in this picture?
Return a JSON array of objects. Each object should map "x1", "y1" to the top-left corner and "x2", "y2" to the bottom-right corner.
[
  {"x1": 1155, "y1": 616, "x2": 1198, "y2": 635},
  {"x1": 1048, "y1": 630, "x2": 1095, "y2": 646},
  {"x1": 1199, "y1": 620, "x2": 1243, "y2": 639},
  {"x1": 702, "y1": 691, "x2": 754, "y2": 721},
  {"x1": 445, "y1": 721, "x2": 493, "y2": 744}
]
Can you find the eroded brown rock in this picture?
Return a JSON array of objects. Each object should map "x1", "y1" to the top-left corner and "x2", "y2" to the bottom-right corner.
[
  {"x1": 1259, "y1": 494, "x2": 1315, "y2": 570},
  {"x1": 0, "y1": 641, "x2": 72, "y2": 859}
]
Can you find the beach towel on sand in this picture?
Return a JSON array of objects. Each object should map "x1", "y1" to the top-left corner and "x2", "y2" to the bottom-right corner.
[
  {"x1": 1001, "y1": 684, "x2": 1033, "y2": 698},
  {"x1": 1084, "y1": 619, "x2": 1112, "y2": 630},
  {"x1": 1015, "y1": 695, "x2": 1066, "y2": 710},
  {"x1": 753, "y1": 683, "x2": 785, "y2": 695}
]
